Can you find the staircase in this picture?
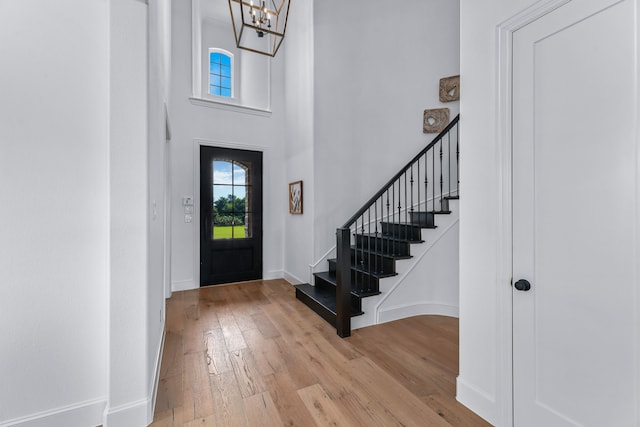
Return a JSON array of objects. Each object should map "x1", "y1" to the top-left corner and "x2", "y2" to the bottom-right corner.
[{"x1": 295, "y1": 115, "x2": 460, "y2": 337}]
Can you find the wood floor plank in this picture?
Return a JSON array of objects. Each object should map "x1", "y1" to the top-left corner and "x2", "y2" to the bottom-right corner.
[
  {"x1": 150, "y1": 279, "x2": 491, "y2": 427},
  {"x1": 241, "y1": 328, "x2": 277, "y2": 376},
  {"x1": 197, "y1": 299, "x2": 221, "y2": 331},
  {"x1": 251, "y1": 311, "x2": 280, "y2": 339},
  {"x1": 204, "y1": 328, "x2": 232, "y2": 375},
  {"x1": 155, "y1": 373, "x2": 183, "y2": 415},
  {"x1": 151, "y1": 406, "x2": 184, "y2": 427},
  {"x1": 182, "y1": 414, "x2": 215, "y2": 427},
  {"x1": 243, "y1": 391, "x2": 284, "y2": 427},
  {"x1": 229, "y1": 348, "x2": 266, "y2": 398},
  {"x1": 262, "y1": 373, "x2": 318, "y2": 427},
  {"x1": 298, "y1": 383, "x2": 352, "y2": 427},
  {"x1": 160, "y1": 331, "x2": 183, "y2": 379},
  {"x1": 348, "y1": 356, "x2": 452, "y2": 427},
  {"x1": 216, "y1": 305, "x2": 248, "y2": 352},
  {"x1": 209, "y1": 371, "x2": 248, "y2": 427},
  {"x1": 182, "y1": 352, "x2": 215, "y2": 422},
  {"x1": 183, "y1": 313, "x2": 205, "y2": 355},
  {"x1": 165, "y1": 293, "x2": 184, "y2": 333},
  {"x1": 422, "y1": 393, "x2": 493, "y2": 427}
]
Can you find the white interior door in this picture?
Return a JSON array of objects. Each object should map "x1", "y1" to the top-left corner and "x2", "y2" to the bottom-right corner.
[{"x1": 512, "y1": 0, "x2": 639, "y2": 425}]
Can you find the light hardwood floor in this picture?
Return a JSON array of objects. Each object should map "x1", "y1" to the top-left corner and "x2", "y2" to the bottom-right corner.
[{"x1": 151, "y1": 279, "x2": 491, "y2": 427}]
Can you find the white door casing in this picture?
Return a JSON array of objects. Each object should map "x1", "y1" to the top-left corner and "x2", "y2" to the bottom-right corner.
[{"x1": 512, "y1": 0, "x2": 639, "y2": 426}]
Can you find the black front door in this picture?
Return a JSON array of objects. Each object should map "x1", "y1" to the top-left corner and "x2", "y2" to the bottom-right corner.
[{"x1": 200, "y1": 146, "x2": 263, "y2": 285}]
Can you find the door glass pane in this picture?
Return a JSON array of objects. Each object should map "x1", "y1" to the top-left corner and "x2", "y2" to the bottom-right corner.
[{"x1": 211, "y1": 159, "x2": 251, "y2": 240}]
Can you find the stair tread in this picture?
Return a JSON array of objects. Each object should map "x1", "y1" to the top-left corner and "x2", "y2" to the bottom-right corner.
[
  {"x1": 358, "y1": 232, "x2": 425, "y2": 243},
  {"x1": 350, "y1": 247, "x2": 413, "y2": 260},
  {"x1": 380, "y1": 221, "x2": 437, "y2": 230},
  {"x1": 325, "y1": 261, "x2": 397, "y2": 279},
  {"x1": 351, "y1": 264, "x2": 397, "y2": 279},
  {"x1": 314, "y1": 271, "x2": 382, "y2": 298},
  {"x1": 294, "y1": 283, "x2": 363, "y2": 318}
]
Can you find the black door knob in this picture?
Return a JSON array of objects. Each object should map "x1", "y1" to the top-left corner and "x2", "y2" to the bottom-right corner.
[{"x1": 514, "y1": 279, "x2": 531, "y2": 291}]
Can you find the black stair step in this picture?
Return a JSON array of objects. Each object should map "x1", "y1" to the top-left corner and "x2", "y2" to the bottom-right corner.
[
  {"x1": 355, "y1": 234, "x2": 413, "y2": 257},
  {"x1": 327, "y1": 259, "x2": 397, "y2": 279},
  {"x1": 294, "y1": 283, "x2": 363, "y2": 327},
  {"x1": 314, "y1": 271, "x2": 381, "y2": 298},
  {"x1": 350, "y1": 245, "x2": 413, "y2": 261},
  {"x1": 380, "y1": 222, "x2": 429, "y2": 241},
  {"x1": 408, "y1": 211, "x2": 436, "y2": 227},
  {"x1": 440, "y1": 196, "x2": 458, "y2": 212},
  {"x1": 328, "y1": 248, "x2": 397, "y2": 276}
]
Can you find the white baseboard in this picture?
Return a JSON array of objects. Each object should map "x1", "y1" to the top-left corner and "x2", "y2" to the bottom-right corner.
[
  {"x1": 103, "y1": 397, "x2": 150, "y2": 427},
  {"x1": 0, "y1": 398, "x2": 105, "y2": 427},
  {"x1": 377, "y1": 302, "x2": 459, "y2": 324},
  {"x1": 149, "y1": 328, "x2": 166, "y2": 421},
  {"x1": 263, "y1": 270, "x2": 283, "y2": 280},
  {"x1": 456, "y1": 376, "x2": 496, "y2": 426},
  {"x1": 282, "y1": 270, "x2": 305, "y2": 285},
  {"x1": 172, "y1": 279, "x2": 196, "y2": 292}
]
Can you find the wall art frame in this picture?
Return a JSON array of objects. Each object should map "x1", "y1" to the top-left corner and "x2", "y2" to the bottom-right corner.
[{"x1": 289, "y1": 180, "x2": 303, "y2": 214}]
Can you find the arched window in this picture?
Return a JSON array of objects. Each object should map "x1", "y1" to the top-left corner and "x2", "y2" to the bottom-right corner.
[{"x1": 209, "y1": 48, "x2": 233, "y2": 98}]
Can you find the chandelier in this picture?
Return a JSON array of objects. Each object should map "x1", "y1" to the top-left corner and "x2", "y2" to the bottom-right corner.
[{"x1": 228, "y1": 0, "x2": 291, "y2": 57}]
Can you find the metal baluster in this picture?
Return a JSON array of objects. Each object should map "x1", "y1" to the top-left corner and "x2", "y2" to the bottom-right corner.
[
  {"x1": 432, "y1": 147, "x2": 435, "y2": 213},
  {"x1": 456, "y1": 125, "x2": 460, "y2": 197},
  {"x1": 367, "y1": 206, "x2": 371, "y2": 292},
  {"x1": 410, "y1": 165, "x2": 414, "y2": 223},
  {"x1": 439, "y1": 140, "x2": 443, "y2": 212},
  {"x1": 360, "y1": 215, "x2": 365, "y2": 295},
  {"x1": 393, "y1": 179, "x2": 402, "y2": 242},
  {"x1": 417, "y1": 159, "x2": 421, "y2": 216},
  {"x1": 392, "y1": 182, "x2": 395, "y2": 255},
  {"x1": 404, "y1": 171, "x2": 408, "y2": 240},
  {"x1": 374, "y1": 200, "x2": 378, "y2": 275},
  {"x1": 425, "y1": 151, "x2": 429, "y2": 214},
  {"x1": 448, "y1": 131, "x2": 451, "y2": 198},
  {"x1": 386, "y1": 190, "x2": 390, "y2": 256},
  {"x1": 380, "y1": 194, "x2": 384, "y2": 270}
]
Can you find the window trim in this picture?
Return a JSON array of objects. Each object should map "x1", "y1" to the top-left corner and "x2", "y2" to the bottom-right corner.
[{"x1": 191, "y1": 0, "x2": 272, "y2": 114}]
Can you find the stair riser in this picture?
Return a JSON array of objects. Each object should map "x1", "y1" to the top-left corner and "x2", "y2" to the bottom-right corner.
[
  {"x1": 295, "y1": 287, "x2": 337, "y2": 327},
  {"x1": 328, "y1": 252, "x2": 395, "y2": 276},
  {"x1": 319, "y1": 264, "x2": 380, "y2": 295},
  {"x1": 355, "y1": 235, "x2": 411, "y2": 257},
  {"x1": 312, "y1": 275, "x2": 363, "y2": 313},
  {"x1": 408, "y1": 211, "x2": 435, "y2": 227},
  {"x1": 380, "y1": 223, "x2": 422, "y2": 241}
]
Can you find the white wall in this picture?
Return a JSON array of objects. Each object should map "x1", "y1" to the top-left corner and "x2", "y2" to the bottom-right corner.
[
  {"x1": 458, "y1": 0, "x2": 540, "y2": 424},
  {"x1": 106, "y1": 0, "x2": 157, "y2": 425},
  {"x1": 147, "y1": 0, "x2": 172, "y2": 421},
  {"x1": 170, "y1": 0, "x2": 286, "y2": 291},
  {"x1": 0, "y1": 1, "x2": 109, "y2": 425},
  {"x1": 375, "y1": 205, "x2": 460, "y2": 324},
  {"x1": 283, "y1": 0, "x2": 315, "y2": 284},
  {"x1": 312, "y1": 0, "x2": 461, "y2": 263},
  {"x1": 0, "y1": 1, "x2": 168, "y2": 425}
]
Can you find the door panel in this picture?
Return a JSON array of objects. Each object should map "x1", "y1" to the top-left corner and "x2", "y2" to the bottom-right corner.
[
  {"x1": 200, "y1": 146, "x2": 263, "y2": 285},
  {"x1": 512, "y1": 0, "x2": 639, "y2": 425}
]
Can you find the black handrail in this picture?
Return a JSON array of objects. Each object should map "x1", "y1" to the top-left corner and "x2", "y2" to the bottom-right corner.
[{"x1": 342, "y1": 114, "x2": 460, "y2": 229}]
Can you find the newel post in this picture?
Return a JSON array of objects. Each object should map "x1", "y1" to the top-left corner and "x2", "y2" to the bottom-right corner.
[{"x1": 336, "y1": 228, "x2": 352, "y2": 337}]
